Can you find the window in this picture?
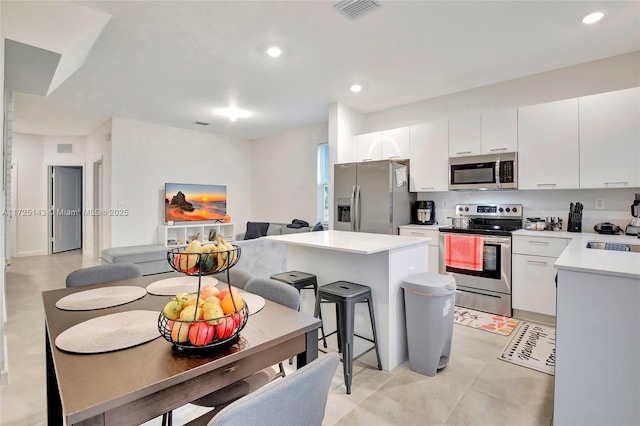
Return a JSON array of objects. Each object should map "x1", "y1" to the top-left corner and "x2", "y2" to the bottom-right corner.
[{"x1": 317, "y1": 143, "x2": 329, "y2": 223}]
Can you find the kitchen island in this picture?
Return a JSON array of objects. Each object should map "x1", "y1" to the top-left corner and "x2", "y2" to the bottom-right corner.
[
  {"x1": 553, "y1": 233, "x2": 640, "y2": 426},
  {"x1": 264, "y1": 230, "x2": 430, "y2": 371}
]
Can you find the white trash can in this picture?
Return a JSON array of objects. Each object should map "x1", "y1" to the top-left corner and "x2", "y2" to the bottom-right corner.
[{"x1": 402, "y1": 272, "x2": 456, "y2": 376}]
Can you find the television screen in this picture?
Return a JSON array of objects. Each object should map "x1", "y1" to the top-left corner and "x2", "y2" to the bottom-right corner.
[{"x1": 165, "y1": 183, "x2": 227, "y2": 222}]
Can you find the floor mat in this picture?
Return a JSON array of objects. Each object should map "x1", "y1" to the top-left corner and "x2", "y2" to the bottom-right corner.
[
  {"x1": 453, "y1": 306, "x2": 519, "y2": 336},
  {"x1": 498, "y1": 322, "x2": 556, "y2": 375}
]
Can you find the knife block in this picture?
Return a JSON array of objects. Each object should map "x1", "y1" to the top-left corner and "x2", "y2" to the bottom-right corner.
[{"x1": 568, "y1": 213, "x2": 582, "y2": 233}]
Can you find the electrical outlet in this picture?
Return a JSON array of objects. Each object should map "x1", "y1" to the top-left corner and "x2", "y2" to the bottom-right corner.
[
  {"x1": 442, "y1": 199, "x2": 448, "y2": 208},
  {"x1": 594, "y1": 197, "x2": 606, "y2": 210}
]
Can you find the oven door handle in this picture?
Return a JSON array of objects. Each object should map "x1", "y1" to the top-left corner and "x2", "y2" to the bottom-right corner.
[{"x1": 443, "y1": 234, "x2": 511, "y2": 245}]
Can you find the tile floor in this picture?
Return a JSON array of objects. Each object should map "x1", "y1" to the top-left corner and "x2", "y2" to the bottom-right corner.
[{"x1": 0, "y1": 251, "x2": 554, "y2": 426}]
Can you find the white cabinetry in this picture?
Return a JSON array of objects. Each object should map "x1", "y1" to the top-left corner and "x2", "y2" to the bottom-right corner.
[
  {"x1": 399, "y1": 226, "x2": 440, "y2": 273},
  {"x1": 409, "y1": 121, "x2": 449, "y2": 192},
  {"x1": 381, "y1": 127, "x2": 410, "y2": 160},
  {"x1": 579, "y1": 87, "x2": 640, "y2": 189},
  {"x1": 158, "y1": 223, "x2": 235, "y2": 248},
  {"x1": 449, "y1": 116, "x2": 481, "y2": 157},
  {"x1": 481, "y1": 108, "x2": 518, "y2": 154},
  {"x1": 518, "y1": 98, "x2": 579, "y2": 189},
  {"x1": 512, "y1": 234, "x2": 570, "y2": 316},
  {"x1": 355, "y1": 127, "x2": 410, "y2": 162},
  {"x1": 355, "y1": 131, "x2": 382, "y2": 162}
]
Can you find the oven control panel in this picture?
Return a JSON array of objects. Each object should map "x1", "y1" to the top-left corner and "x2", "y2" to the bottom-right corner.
[{"x1": 455, "y1": 203, "x2": 523, "y2": 218}]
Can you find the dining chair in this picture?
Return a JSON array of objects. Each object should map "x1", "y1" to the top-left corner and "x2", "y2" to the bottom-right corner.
[
  {"x1": 65, "y1": 264, "x2": 142, "y2": 288},
  {"x1": 210, "y1": 267, "x2": 252, "y2": 289},
  {"x1": 206, "y1": 353, "x2": 339, "y2": 426},
  {"x1": 164, "y1": 278, "x2": 302, "y2": 426}
]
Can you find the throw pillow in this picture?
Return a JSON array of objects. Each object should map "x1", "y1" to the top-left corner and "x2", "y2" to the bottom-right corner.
[
  {"x1": 311, "y1": 222, "x2": 324, "y2": 232},
  {"x1": 244, "y1": 222, "x2": 270, "y2": 240}
]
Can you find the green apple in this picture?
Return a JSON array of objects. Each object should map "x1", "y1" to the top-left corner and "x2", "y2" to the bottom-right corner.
[{"x1": 162, "y1": 297, "x2": 182, "y2": 320}]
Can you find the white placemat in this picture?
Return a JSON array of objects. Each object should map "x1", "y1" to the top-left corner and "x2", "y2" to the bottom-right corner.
[
  {"x1": 146, "y1": 276, "x2": 218, "y2": 296},
  {"x1": 55, "y1": 286, "x2": 147, "y2": 311},
  {"x1": 239, "y1": 292, "x2": 266, "y2": 316},
  {"x1": 55, "y1": 310, "x2": 160, "y2": 354}
]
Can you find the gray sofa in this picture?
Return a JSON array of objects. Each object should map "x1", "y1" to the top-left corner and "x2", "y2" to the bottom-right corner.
[{"x1": 236, "y1": 222, "x2": 315, "y2": 240}]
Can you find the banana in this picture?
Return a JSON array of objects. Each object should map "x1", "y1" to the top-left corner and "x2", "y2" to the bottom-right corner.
[
  {"x1": 221, "y1": 236, "x2": 236, "y2": 264},
  {"x1": 215, "y1": 234, "x2": 228, "y2": 270}
]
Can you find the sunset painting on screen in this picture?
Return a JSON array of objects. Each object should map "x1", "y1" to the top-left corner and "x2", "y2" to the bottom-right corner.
[{"x1": 165, "y1": 183, "x2": 227, "y2": 222}]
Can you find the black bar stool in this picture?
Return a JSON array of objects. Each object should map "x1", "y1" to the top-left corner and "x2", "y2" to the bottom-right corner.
[
  {"x1": 270, "y1": 271, "x2": 327, "y2": 348},
  {"x1": 314, "y1": 281, "x2": 382, "y2": 394}
]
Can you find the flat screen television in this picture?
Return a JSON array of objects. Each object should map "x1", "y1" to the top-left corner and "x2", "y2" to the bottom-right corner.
[{"x1": 165, "y1": 183, "x2": 227, "y2": 222}]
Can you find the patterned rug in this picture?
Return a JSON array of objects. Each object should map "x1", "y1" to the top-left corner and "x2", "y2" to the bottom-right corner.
[
  {"x1": 453, "y1": 306, "x2": 519, "y2": 336},
  {"x1": 499, "y1": 322, "x2": 556, "y2": 375}
]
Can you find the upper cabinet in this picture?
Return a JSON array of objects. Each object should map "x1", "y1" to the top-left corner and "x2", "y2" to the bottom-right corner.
[
  {"x1": 355, "y1": 127, "x2": 410, "y2": 162},
  {"x1": 448, "y1": 116, "x2": 481, "y2": 157},
  {"x1": 380, "y1": 127, "x2": 410, "y2": 160},
  {"x1": 579, "y1": 87, "x2": 640, "y2": 189},
  {"x1": 409, "y1": 121, "x2": 449, "y2": 192},
  {"x1": 518, "y1": 98, "x2": 580, "y2": 190},
  {"x1": 449, "y1": 109, "x2": 517, "y2": 157},
  {"x1": 481, "y1": 108, "x2": 518, "y2": 154}
]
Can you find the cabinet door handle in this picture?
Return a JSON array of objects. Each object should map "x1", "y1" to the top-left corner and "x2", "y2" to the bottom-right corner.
[
  {"x1": 410, "y1": 232, "x2": 425, "y2": 236},
  {"x1": 420, "y1": 186, "x2": 435, "y2": 190},
  {"x1": 362, "y1": 158, "x2": 373, "y2": 162},
  {"x1": 527, "y1": 260, "x2": 548, "y2": 265},
  {"x1": 388, "y1": 155, "x2": 400, "y2": 159},
  {"x1": 456, "y1": 151, "x2": 472, "y2": 155},
  {"x1": 225, "y1": 366, "x2": 237, "y2": 373},
  {"x1": 528, "y1": 240, "x2": 549, "y2": 245},
  {"x1": 604, "y1": 181, "x2": 628, "y2": 186},
  {"x1": 537, "y1": 183, "x2": 557, "y2": 188},
  {"x1": 489, "y1": 148, "x2": 507, "y2": 152}
]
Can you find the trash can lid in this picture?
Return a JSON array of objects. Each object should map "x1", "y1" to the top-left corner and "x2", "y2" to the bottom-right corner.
[{"x1": 402, "y1": 272, "x2": 456, "y2": 295}]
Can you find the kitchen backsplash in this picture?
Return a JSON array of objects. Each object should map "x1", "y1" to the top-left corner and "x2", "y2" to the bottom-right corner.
[{"x1": 417, "y1": 188, "x2": 638, "y2": 233}]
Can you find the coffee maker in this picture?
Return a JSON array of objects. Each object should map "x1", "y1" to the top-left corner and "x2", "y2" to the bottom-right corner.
[
  {"x1": 625, "y1": 193, "x2": 640, "y2": 237},
  {"x1": 412, "y1": 200, "x2": 436, "y2": 225}
]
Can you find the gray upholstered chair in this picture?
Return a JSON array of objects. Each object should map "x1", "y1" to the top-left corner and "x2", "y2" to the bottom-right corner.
[
  {"x1": 206, "y1": 353, "x2": 339, "y2": 426},
  {"x1": 165, "y1": 278, "x2": 303, "y2": 426},
  {"x1": 65, "y1": 264, "x2": 142, "y2": 288},
  {"x1": 210, "y1": 268, "x2": 252, "y2": 289}
]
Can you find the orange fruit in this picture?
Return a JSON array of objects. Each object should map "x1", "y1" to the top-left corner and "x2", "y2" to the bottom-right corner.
[
  {"x1": 220, "y1": 293, "x2": 244, "y2": 315},
  {"x1": 217, "y1": 287, "x2": 239, "y2": 301}
]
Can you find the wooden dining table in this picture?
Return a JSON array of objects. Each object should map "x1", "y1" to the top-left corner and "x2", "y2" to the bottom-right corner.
[{"x1": 43, "y1": 272, "x2": 321, "y2": 425}]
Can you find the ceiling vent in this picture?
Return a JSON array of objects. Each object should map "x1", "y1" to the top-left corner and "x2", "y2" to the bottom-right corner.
[
  {"x1": 333, "y1": 0, "x2": 381, "y2": 20},
  {"x1": 57, "y1": 143, "x2": 73, "y2": 153},
  {"x1": 193, "y1": 121, "x2": 210, "y2": 126}
]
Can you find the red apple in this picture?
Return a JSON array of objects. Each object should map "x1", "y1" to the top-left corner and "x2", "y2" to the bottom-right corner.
[
  {"x1": 217, "y1": 287, "x2": 239, "y2": 301},
  {"x1": 189, "y1": 322, "x2": 214, "y2": 346},
  {"x1": 222, "y1": 316, "x2": 234, "y2": 339}
]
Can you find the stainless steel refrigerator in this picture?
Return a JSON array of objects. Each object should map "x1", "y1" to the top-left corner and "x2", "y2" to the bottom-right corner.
[{"x1": 334, "y1": 160, "x2": 415, "y2": 234}]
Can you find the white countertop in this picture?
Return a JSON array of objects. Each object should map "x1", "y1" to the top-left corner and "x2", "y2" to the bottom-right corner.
[
  {"x1": 554, "y1": 233, "x2": 640, "y2": 279},
  {"x1": 263, "y1": 230, "x2": 430, "y2": 254}
]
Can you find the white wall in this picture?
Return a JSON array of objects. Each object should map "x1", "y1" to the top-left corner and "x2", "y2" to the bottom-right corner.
[
  {"x1": 84, "y1": 119, "x2": 112, "y2": 257},
  {"x1": 110, "y1": 118, "x2": 253, "y2": 246},
  {"x1": 10, "y1": 133, "x2": 46, "y2": 256},
  {"x1": 251, "y1": 123, "x2": 328, "y2": 227},
  {"x1": 364, "y1": 51, "x2": 640, "y2": 132}
]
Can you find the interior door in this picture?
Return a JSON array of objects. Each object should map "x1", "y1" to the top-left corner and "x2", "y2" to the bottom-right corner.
[{"x1": 52, "y1": 166, "x2": 82, "y2": 253}]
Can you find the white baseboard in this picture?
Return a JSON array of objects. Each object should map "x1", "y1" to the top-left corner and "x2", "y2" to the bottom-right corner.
[
  {"x1": 0, "y1": 335, "x2": 8, "y2": 387},
  {"x1": 13, "y1": 250, "x2": 48, "y2": 257}
]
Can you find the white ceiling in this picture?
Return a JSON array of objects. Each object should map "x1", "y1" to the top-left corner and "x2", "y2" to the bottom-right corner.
[{"x1": 10, "y1": 1, "x2": 640, "y2": 140}]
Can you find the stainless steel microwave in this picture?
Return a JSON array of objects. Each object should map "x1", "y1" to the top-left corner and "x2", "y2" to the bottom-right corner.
[{"x1": 448, "y1": 152, "x2": 517, "y2": 190}]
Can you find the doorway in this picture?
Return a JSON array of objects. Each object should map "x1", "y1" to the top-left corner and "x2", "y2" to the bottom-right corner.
[
  {"x1": 50, "y1": 166, "x2": 82, "y2": 253},
  {"x1": 93, "y1": 160, "x2": 103, "y2": 259}
]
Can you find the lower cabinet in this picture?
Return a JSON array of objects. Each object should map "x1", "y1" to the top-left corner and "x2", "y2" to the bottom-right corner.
[
  {"x1": 512, "y1": 235, "x2": 570, "y2": 316},
  {"x1": 399, "y1": 226, "x2": 439, "y2": 273}
]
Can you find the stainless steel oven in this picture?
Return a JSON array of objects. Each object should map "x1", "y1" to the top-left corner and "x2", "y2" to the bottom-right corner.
[{"x1": 439, "y1": 203, "x2": 522, "y2": 317}]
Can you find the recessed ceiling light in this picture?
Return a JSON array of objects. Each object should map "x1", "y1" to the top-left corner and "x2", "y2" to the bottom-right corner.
[
  {"x1": 350, "y1": 84, "x2": 362, "y2": 93},
  {"x1": 214, "y1": 107, "x2": 251, "y2": 122},
  {"x1": 580, "y1": 11, "x2": 605, "y2": 24},
  {"x1": 266, "y1": 46, "x2": 282, "y2": 58}
]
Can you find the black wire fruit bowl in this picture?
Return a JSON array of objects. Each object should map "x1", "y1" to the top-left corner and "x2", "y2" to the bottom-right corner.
[{"x1": 167, "y1": 245, "x2": 240, "y2": 276}]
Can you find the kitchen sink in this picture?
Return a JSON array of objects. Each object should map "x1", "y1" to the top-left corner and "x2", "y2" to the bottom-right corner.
[{"x1": 586, "y1": 241, "x2": 640, "y2": 252}]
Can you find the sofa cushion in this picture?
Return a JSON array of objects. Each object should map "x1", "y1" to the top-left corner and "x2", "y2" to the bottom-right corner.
[
  {"x1": 281, "y1": 226, "x2": 312, "y2": 235},
  {"x1": 244, "y1": 222, "x2": 270, "y2": 240},
  {"x1": 266, "y1": 223, "x2": 284, "y2": 236}
]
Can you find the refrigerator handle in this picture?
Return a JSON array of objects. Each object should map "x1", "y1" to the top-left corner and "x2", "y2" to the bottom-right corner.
[
  {"x1": 350, "y1": 185, "x2": 356, "y2": 232},
  {"x1": 355, "y1": 185, "x2": 361, "y2": 232}
]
